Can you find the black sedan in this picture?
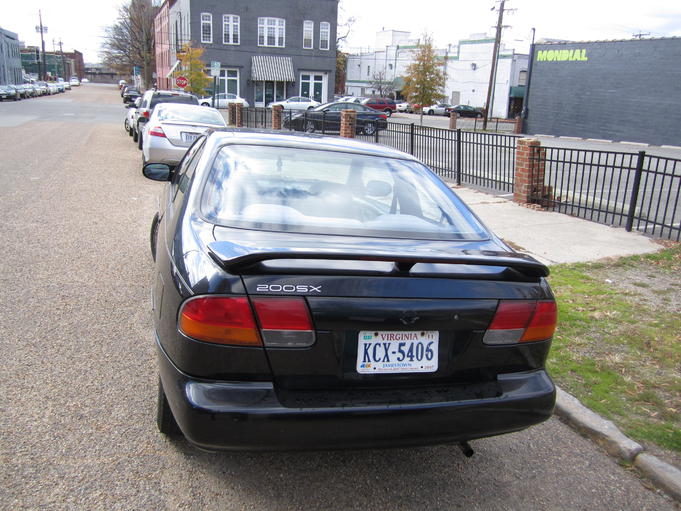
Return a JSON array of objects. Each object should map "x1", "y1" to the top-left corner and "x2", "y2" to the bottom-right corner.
[
  {"x1": 286, "y1": 102, "x2": 388, "y2": 136},
  {"x1": 446, "y1": 104, "x2": 484, "y2": 118},
  {"x1": 143, "y1": 129, "x2": 557, "y2": 451},
  {"x1": 123, "y1": 87, "x2": 141, "y2": 103}
]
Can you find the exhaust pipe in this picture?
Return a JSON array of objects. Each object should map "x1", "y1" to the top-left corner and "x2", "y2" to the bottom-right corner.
[{"x1": 458, "y1": 441, "x2": 474, "y2": 458}]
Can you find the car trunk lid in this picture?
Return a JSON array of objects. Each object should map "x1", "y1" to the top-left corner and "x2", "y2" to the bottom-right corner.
[{"x1": 209, "y1": 229, "x2": 551, "y2": 395}]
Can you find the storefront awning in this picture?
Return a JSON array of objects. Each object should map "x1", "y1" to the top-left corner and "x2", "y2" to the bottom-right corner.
[
  {"x1": 251, "y1": 56, "x2": 295, "y2": 82},
  {"x1": 510, "y1": 85, "x2": 526, "y2": 98}
]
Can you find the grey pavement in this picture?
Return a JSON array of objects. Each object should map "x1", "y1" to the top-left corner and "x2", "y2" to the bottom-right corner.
[
  {"x1": 0, "y1": 84, "x2": 677, "y2": 510},
  {"x1": 452, "y1": 187, "x2": 662, "y2": 265}
]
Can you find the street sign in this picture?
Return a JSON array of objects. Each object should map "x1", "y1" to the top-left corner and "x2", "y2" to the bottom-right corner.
[
  {"x1": 210, "y1": 61, "x2": 220, "y2": 77},
  {"x1": 176, "y1": 76, "x2": 188, "y2": 88}
]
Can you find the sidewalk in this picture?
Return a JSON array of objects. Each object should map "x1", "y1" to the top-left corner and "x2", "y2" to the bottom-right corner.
[{"x1": 453, "y1": 187, "x2": 661, "y2": 265}]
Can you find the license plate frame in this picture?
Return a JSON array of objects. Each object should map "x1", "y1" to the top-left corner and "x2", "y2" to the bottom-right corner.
[
  {"x1": 356, "y1": 331, "x2": 439, "y2": 374},
  {"x1": 181, "y1": 131, "x2": 200, "y2": 143}
]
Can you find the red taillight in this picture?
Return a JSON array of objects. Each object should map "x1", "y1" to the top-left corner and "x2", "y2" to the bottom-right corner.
[
  {"x1": 521, "y1": 301, "x2": 558, "y2": 342},
  {"x1": 178, "y1": 296, "x2": 261, "y2": 346},
  {"x1": 483, "y1": 300, "x2": 557, "y2": 345},
  {"x1": 149, "y1": 126, "x2": 166, "y2": 137},
  {"x1": 142, "y1": 110, "x2": 150, "y2": 118},
  {"x1": 251, "y1": 297, "x2": 315, "y2": 347},
  {"x1": 379, "y1": 114, "x2": 387, "y2": 120},
  {"x1": 251, "y1": 297, "x2": 313, "y2": 330}
]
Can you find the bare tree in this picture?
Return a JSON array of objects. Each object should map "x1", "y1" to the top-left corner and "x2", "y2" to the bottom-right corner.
[
  {"x1": 100, "y1": 0, "x2": 158, "y2": 89},
  {"x1": 336, "y1": 0, "x2": 356, "y2": 48},
  {"x1": 370, "y1": 70, "x2": 394, "y2": 98}
]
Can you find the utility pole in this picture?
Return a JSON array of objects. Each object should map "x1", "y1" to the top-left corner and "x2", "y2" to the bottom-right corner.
[
  {"x1": 35, "y1": 10, "x2": 48, "y2": 80},
  {"x1": 58, "y1": 39, "x2": 66, "y2": 80},
  {"x1": 483, "y1": 0, "x2": 506, "y2": 130}
]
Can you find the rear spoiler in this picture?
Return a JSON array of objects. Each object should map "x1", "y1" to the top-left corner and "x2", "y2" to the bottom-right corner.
[{"x1": 208, "y1": 241, "x2": 549, "y2": 277}]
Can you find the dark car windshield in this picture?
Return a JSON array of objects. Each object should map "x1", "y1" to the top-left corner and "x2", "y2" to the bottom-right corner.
[{"x1": 201, "y1": 145, "x2": 488, "y2": 241}]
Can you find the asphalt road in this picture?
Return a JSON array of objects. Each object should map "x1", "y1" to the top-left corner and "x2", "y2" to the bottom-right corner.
[{"x1": 0, "y1": 84, "x2": 677, "y2": 510}]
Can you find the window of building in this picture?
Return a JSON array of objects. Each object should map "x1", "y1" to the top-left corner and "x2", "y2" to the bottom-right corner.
[
  {"x1": 303, "y1": 20, "x2": 314, "y2": 49},
  {"x1": 518, "y1": 70, "x2": 527, "y2": 86},
  {"x1": 258, "y1": 17, "x2": 285, "y2": 47},
  {"x1": 319, "y1": 22, "x2": 330, "y2": 50},
  {"x1": 220, "y1": 69, "x2": 239, "y2": 96},
  {"x1": 201, "y1": 13, "x2": 212, "y2": 44},
  {"x1": 367, "y1": 65, "x2": 371, "y2": 77},
  {"x1": 223, "y1": 15, "x2": 240, "y2": 45}
]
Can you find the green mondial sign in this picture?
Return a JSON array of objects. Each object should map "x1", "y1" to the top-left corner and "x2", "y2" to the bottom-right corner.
[{"x1": 536, "y1": 49, "x2": 588, "y2": 62}]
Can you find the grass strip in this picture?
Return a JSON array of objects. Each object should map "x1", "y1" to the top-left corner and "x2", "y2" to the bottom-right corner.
[{"x1": 547, "y1": 244, "x2": 681, "y2": 453}]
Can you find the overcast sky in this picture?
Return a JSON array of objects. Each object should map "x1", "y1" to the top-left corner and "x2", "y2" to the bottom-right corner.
[{"x1": 2, "y1": 0, "x2": 681, "y2": 62}]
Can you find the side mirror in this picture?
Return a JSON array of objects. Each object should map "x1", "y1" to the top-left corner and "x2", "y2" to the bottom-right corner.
[
  {"x1": 143, "y1": 163, "x2": 171, "y2": 181},
  {"x1": 138, "y1": 116, "x2": 149, "y2": 124}
]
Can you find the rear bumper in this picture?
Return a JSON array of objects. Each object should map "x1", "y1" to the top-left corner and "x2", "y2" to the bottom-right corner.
[{"x1": 158, "y1": 340, "x2": 555, "y2": 451}]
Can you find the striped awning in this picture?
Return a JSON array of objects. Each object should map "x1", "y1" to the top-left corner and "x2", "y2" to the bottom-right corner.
[{"x1": 251, "y1": 56, "x2": 295, "y2": 82}]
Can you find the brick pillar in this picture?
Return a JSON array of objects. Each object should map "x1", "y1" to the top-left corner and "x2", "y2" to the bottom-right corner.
[
  {"x1": 514, "y1": 138, "x2": 546, "y2": 204},
  {"x1": 272, "y1": 105, "x2": 283, "y2": 130},
  {"x1": 235, "y1": 103, "x2": 243, "y2": 127},
  {"x1": 514, "y1": 116, "x2": 523, "y2": 135},
  {"x1": 449, "y1": 113, "x2": 457, "y2": 130},
  {"x1": 228, "y1": 103, "x2": 236, "y2": 126},
  {"x1": 340, "y1": 109, "x2": 357, "y2": 138}
]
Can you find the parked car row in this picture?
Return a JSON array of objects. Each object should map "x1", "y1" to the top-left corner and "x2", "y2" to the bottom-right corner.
[
  {"x1": 0, "y1": 80, "x2": 73, "y2": 101},
  {"x1": 122, "y1": 88, "x2": 226, "y2": 167}
]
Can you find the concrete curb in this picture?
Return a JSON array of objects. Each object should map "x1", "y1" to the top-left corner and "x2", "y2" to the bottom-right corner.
[{"x1": 555, "y1": 386, "x2": 681, "y2": 502}]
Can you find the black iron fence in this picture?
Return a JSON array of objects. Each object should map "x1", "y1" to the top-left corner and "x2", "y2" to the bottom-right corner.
[
  {"x1": 534, "y1": 147, "x2": 681, "y2": 241},
  {"x1": 238, "y1": 108, "x2": 681, "y2": 241},
  {"x1": 355, "y1": 122, "x2": 519, "y2": 192}
]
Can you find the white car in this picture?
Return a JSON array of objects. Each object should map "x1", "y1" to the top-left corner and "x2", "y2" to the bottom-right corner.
[
  {"x1": 268, "y1": 96, "x2": 320, "y2": 111},
  {"x1": 125, "y1": 97, "x2": 141, "y2": 136},
  {"x1": 396, "y1": 101, "x2": 410, "y2": 112},
  {"x1": 199, "y1": 93, "x2": 249, "y2": 108},
  {"x1": 69, "y1": 77, "x2": 80, "y2": 87},
  {"x1": 141, "y1": 103, "x2": 226, "y2": 166},
  {"x1": 424, "y1": 103, "x2": 451, "y2": 116},
  {"x1": 81, "y1": 78, "x2": 89, "y2": 83},
  {"x1": 339, "y1": 96, "x2": 363, "y2": 103}
]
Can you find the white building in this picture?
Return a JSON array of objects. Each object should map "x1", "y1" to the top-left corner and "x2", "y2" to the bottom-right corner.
[{"x1": 345, "y1": 31, "x2": 528, "y2": 118}]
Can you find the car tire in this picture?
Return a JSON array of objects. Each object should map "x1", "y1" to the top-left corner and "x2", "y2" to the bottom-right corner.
[
  {"x1": 363, "y1": 121, "x2": 377, "y2": 136},
  {"x1": 128, "y1": 124, "x2": 133, "y2": 137},
  {"x1": 133, "y1": 128, "x2": 138, "y2": 143},
  {"x1": 156, "y1": 378, "x2": 181, "y2": 437},
  {"x1": 138, "y1": 132, "x2": 143, "y2": 150},
  {"x1": 428, "y1": 109, "x2": 434, "y2": 115},
  {"x1": 384, "y1": 109, "x2": 392, "y2": 117},
  {"x1": 150, "y1": 213, "x2": 159, "y2": 262},
  {"x1": 304, "y1": 121, "x2": 316, "y2": 133},
  {"x1": 124, "y1": 119, "x2": 130, "y2": 132}
]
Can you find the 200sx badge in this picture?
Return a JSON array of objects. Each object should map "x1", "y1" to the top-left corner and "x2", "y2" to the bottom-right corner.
[{"x1": 357, "y1": 331, "x2": 439, "y2": 374}]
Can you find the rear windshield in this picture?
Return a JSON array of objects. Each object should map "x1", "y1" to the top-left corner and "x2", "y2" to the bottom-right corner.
[
  {"x1": 201, "y1": 145, "x2": 488, "y2": 241},
  {"x1": 150, "y1": 94, "x2": 198, "y2": 108},
  {"x1": 157, "y1": 107, "x2": 225, "y2": 126}
]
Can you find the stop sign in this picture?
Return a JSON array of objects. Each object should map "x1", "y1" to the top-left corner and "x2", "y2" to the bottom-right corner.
[{"x1": 175, "y1": 76, "x2": 188, "y2": 88}]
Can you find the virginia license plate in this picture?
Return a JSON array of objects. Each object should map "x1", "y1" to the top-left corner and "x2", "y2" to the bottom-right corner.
[
  {"x1": 356, "y1": 331, "x2": 439, "y2": 374},
  {"x1": 181, "y1": 132, "x2": 200, "y2": 143}
]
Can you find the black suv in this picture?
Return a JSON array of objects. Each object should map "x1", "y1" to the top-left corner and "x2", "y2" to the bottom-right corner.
[{"x1": 132, "y1": 90, "x2": 199, "y2": 148}]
